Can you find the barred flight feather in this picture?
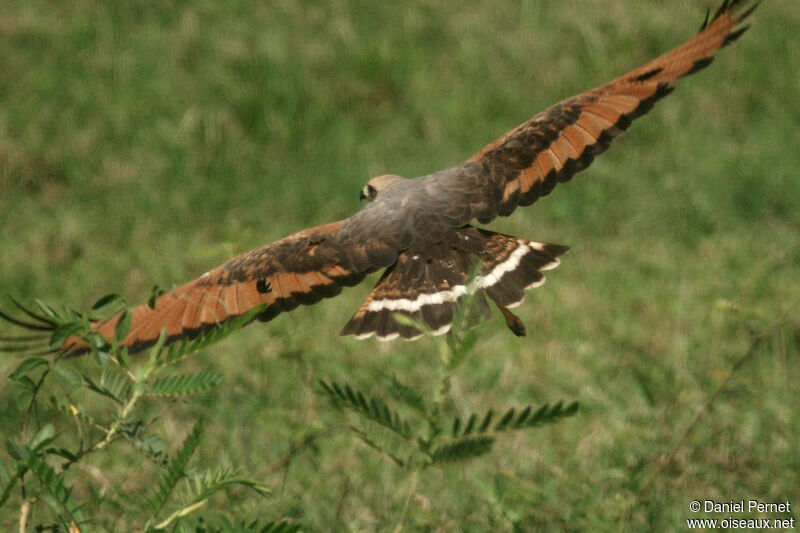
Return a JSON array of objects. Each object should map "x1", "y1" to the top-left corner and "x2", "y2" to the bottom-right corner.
[{"x1": 339, "y1": 228, "x2": 568, "y2": 341}]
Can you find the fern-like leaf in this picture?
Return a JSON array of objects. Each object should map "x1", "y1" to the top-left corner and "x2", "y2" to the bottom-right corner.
[
  {"x1": 517, "y1": 401, "x2": 579, "y2": 429},
  {"x1": 319, "y1": 380, "x2": 413, "y2": 439},
  {"x1": 450, "y1": 401, "x2": 579, "y2": 437},
  {"x1": 185, "y1": 466, "x2": 272, "y2": 502},
  {"x1": 384, "y1": 374, "x2": 430, "y2": 418},
  {"x1": 20, "y1": 446, "x2": 86, "y2": 525},
  {"x1": 82, "y1": 366, "x2": 133, "y2": 405},
  {"x1": 0, "y1": 458, "x2": 24, "y2": 509},
  {"x1": 430, "y1": 435, "x2": 495, "y2": 463},
  {"x1": 147, "y1": 370, "x2": 223, "y2": 397},
  {"x1": 147, "y1": 421, "x2": 203, "y2": 521},
  {"x1": 350, "y1": 427, "x2": 407, "y2": 469},
  {"x1": 153, "y1": 468, "x2": 271, "y2": 530}
]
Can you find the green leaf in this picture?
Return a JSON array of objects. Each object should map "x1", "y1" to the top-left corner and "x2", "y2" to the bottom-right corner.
[
  {"x1": 7, "y1": 357, "x2": 47, "y2": 410},
  {"x1": 452, "y1": 402, "x2": 579, "y2": 438},
  {"x1": 431, "y1": 435, "x2": 495, "y2": 463},
  {"x1": 6, "y1": 441, "x2": 24, "y2": 461},
  {"x1": 384, "y1": 374, "x2": 429, "y2": 416},
  {"x1": 495, "y1": 407, "x2": 516, "y2": 431},
  {"x1": 0, "y1": 455, "x2": 24, "y2": 508},
  {"x1": 21, "y1": 446, "x2": 86, "y2": 524},
  {"x1": 91, "y1": 293, "x2": 126, "y2": 315},
  {"x1": 33, "y1": 299, "x2": 59, "y2": 321},
  {"x1": 9, "y1": 356, "x2": 49, "y2": 380},
  {"x1": 147, "y1": 421, "x2": 203, "y2": 520},
  {"x1": 82, "y1": 367, "x2": 132, "y2": 404},
  {"x1": 186, "y1": 466, "x2": 272, "y2": 502},
  {"x1": 0, "y1": 456, "x2": 10, "y2": 484},
  {"x1": 48, "y1": 448, "x2": 77, "y2": 462},
  {"x1": 318, "y1": 380, "x2": 414, "y2": 440},
  {"x1": 451, "y1": 417, "x2": 461, "y2": 437},
  {"x1": 90, "y1": 331, "x2": 111, "y2": 352},
  {"x1": 519, "y1": 401, "x2": 579, "y2": 428},
  {"x1": 53, "y1": 362, "x2": 82, "y2": 391},
  {"x1": 28, "y1": 424, "x2": 56, "y2": 451},
  {"x1": 117, "y1": 345, "x2": 130, "y2": 369},
  {"x1": 515, "y1": 405, "x2": 532, "y2": 426},
  {"x1": 9, "y1": 374, "x2": 35, "y2": 391},
  {"x1": 146, "y1": 371, "x2": 223, "y2": 397},
  {"x1": 479, "y1": 409, "x2": 494, "y2": 432},
  {"x1": 10, "y1": 381, "x2": 35, "y2": 410},
  {"x1": 154, "y1": 462, "x2": 272, "y2": 531},
  {"x1": 114, "y1": 309, "x2": 132, "y2": 343},
  {"x1": 463, "y1": 413, "x2": 477, "y2": 435},
  {"x1": 49, "y1": 321, "x2": 84, "y2": 350}
]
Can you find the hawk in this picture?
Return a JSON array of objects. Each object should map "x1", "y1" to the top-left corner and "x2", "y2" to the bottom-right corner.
[{"x1": 1, "y1": 0, "x2": 756, "y2": 357}]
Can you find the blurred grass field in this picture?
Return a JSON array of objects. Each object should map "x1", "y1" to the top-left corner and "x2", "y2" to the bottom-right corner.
[{"x1": 1, "y1": 0, "x2": 799, "y2": 530}]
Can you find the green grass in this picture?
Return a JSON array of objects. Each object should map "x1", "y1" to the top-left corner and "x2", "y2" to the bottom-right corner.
[{"x1": 1, "y1": 0, "x2": 799, "y2": 530}]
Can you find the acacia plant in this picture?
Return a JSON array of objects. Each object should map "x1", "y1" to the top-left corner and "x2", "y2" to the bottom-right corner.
[{"x1": 0, "y1": 288, "x2": 578, "y2": 532}]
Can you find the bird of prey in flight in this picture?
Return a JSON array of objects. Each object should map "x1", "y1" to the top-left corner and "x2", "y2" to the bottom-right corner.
[{"x1": 1, "y1": 0, "x2": 756, "y2": 357}]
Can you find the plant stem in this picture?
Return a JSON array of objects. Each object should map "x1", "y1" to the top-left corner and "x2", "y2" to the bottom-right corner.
[{"x1": 393, "y1": 469, "x2": 420, "y2": 533}]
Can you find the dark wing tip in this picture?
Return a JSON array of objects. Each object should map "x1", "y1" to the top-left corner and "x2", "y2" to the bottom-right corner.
[
  {"x1": 723, "y1": 25, "x2": 750, "y2": 47},
  {"x1": 738, "y1": 1, "x2": 760, "y2": 23},
  {"x1": 708, "y1": 0, "x2": 759, "y2": 28}
]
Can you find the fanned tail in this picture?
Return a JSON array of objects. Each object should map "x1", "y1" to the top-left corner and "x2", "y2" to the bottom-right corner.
[{"x1": 340, "y1": 227, "x2": 568, "y2": 341}]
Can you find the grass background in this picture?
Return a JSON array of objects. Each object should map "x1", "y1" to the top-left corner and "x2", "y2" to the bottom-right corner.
[{"x1": 1, "y1": 0, "x2": 799, "y2": 530}]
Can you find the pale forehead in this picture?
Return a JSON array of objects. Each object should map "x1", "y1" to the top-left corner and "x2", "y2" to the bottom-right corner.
[{"x1": 366, "y1": 174, "x2": 406, "y2": 191}]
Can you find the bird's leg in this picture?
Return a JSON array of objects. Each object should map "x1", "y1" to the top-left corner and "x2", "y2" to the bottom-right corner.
[{"x1": 498, "y1": 305, "x2": 526, "y2": 337}]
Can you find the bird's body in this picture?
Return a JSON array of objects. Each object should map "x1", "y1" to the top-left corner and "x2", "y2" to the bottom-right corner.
[{"x1": 0, "y1": 0, "x2": 757, "y2": 357}]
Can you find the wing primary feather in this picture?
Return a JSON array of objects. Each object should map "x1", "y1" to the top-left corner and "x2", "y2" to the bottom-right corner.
[{"x1": 465, "y1": 0, "x2": 755, "y2": 221}]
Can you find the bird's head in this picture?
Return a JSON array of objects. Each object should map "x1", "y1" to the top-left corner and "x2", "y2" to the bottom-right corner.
[{"x1": 360, "y1": 174, "x2": 407, "y2": 201}]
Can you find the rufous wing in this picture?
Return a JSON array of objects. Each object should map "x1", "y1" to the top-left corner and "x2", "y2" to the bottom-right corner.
[{"x1": 469, "y1": 0, "x2": 757, "y2": 217}]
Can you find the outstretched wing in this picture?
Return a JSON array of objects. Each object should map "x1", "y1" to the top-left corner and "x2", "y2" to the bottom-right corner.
[
  {"x1": 4, "y1": 221, "x2": 397, "y2": 357},
  {"x1": 465, "y1": 0, "x2": 756, "y2": 221}
]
